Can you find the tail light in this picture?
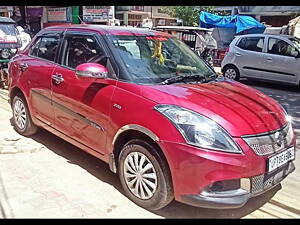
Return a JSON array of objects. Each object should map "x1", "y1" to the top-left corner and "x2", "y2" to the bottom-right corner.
[
  {"x1": 224, "y1": 47, "x2": 230, "y2": 56},
  {"x1": 218, "y1": 48, "x2": 229, "y2": 61}
]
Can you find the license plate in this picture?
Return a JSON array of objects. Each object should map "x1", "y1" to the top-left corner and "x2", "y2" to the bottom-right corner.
[{"x1": 268, "y1": 147, "x2": 295, "y2": 173}]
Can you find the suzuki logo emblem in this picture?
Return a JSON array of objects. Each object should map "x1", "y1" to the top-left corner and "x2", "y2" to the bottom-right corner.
[{"x1": 274, "y1": 132, "x2": 284, "y2": 147}]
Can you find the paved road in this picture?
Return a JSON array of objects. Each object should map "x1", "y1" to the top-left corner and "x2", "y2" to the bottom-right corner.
[{"x1": 0, "y1": 79, "x2": 300, "y2": 218}]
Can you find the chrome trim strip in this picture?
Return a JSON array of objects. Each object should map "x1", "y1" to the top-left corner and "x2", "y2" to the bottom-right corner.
[
  {"x1": 200, "y1": 189, "x2": 249, "y2": 198},
  {"x1": 243, "y1": 66, "x2": 295, "y2": 77},
  {"x1": 35, "y1": 117, "x2": 105, "y2": 156},
  {"x1": 112, "y1": 124, "x2": 159, "y2": 146},
  {"x1": 241, "y1": 123, "x2": 288, "y2": 138}
]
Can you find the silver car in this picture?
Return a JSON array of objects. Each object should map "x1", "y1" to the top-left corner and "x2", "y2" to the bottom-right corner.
[{"x1": 221, "y1": 34, "x2": 300, "y2": 86}]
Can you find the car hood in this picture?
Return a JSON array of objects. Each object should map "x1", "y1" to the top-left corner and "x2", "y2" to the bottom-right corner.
[{"x1": 141, "y1": 79, "x2": 287, "y2": 137}]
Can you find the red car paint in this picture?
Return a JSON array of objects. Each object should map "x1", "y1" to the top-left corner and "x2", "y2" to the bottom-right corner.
[{"x1": 8, "y1": 25, "x2": 296, "y2": 208}]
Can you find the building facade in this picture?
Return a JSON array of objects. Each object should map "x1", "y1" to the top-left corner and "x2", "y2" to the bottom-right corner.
[
  {"x1": 0, "y1": 6, "x2": 115, "y2": 35},
  {"x1": 238, "y1": 6, "x2": 300, "y2": 27},
  {"x1": 115, "y1": 6, "x2": 176, "y2": 27},
  {"x1": 1, "y1": 6, "x2": 176, "y2": 32},
  {"x1": 149, "y1": 6, "x2": 177, "y2": 27}
]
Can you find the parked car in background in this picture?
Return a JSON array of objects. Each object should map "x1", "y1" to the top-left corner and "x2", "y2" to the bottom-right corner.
[
  {"x1": 8, "y1": 25, "x2": 296, "y2": 210},
  {"x1": 222, "y1": 34, "x2": 300, "y2": 86},
  {"x1": 0, "y1": 16, "x2": 21, "y2": 89}
]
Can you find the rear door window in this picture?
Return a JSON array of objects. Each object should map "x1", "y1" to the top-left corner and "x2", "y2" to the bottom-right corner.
[
  {"x1": 237, "y1": 37, "x2": 264, "y2": 52},
  {"x1": 29, "y1": 36, "x2": 59, "y2": 62}
]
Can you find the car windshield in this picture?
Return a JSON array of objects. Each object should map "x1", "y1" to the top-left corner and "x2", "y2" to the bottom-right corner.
[
  {"x1": 290, "y1": 37, "x2": 300, "y2": 50},
  {"x1": 109, "y1": 34, "x2": 215, "y2": 84},
  {"x1": 0, "y1": 24, "x2": 18, "y2": 43}
]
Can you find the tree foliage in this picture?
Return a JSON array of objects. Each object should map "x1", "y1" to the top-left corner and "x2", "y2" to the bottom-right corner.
[{"x1": 160, "y1": 6, "x2": 230, "y2": 26}]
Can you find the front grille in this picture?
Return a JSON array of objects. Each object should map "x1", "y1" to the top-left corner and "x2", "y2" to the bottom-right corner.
[
  {"x1": 242, "y1": 123, "x2": 293, "y2": 156},
  {"x1": 250, "y1": 162, "x2": 295, "y2": 195},
  {"x1": 251, "y1": 174, "x2": 264, "y2": 194}
]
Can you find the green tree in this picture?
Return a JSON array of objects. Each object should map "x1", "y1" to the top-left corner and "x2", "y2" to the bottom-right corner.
[{"x1": 160, "y1": 6, "x2": 229, "y2": 26}]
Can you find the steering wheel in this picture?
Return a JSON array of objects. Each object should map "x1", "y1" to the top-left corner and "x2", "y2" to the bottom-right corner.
[{"x1": 87, "y1": 55, "x2": 106, "y2": 64}]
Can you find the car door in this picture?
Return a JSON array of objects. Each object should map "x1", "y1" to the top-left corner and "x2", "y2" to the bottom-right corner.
[
  {"x1": 233, "y1": 36, "x2": 265, "y2": 78},
  {"x1": 262, "y1": 37, "x2": 299, "y2": 84},
  {"x1": 15, "y1": 32, "x2": 62, "y2": 126},
  {"x1": 51, "y1": 31, "x2": 117, "y2": 154}
]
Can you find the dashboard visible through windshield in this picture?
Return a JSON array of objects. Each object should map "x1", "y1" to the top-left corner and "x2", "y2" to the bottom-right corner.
[{"x1": 109, "y1": 34, "x2": 214, "y2": 84}]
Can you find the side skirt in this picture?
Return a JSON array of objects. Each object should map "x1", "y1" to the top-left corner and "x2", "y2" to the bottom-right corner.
[{"x1": 33, "y1": 117, "x2": 109, "y2": 165}]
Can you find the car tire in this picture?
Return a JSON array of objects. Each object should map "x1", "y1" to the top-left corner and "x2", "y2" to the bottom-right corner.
[
  {"x1": 118, "y1": 139, "x2": 174, "y2": 210},
  {"x1": 12, "y1": 95, "x2": 38, "y2": 136},
  {"x1": 223, "y1": 65, "x2": 240, "y2": 81}
]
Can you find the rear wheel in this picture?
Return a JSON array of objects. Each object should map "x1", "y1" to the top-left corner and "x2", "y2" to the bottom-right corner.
[
  {"x1": 12, "y1": 95, "x2": 38, "y2": 136},
  {"x1": 118, "y1": 139, "x2": 173, "y2": 210},
  {"x1": 223, "y1": 65, "x2": 240, "y2": 81}
]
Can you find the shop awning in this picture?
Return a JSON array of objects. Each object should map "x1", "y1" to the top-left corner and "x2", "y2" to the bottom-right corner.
[{"x1": 199, "y1": 11, "x2": 265, "y2": 34}]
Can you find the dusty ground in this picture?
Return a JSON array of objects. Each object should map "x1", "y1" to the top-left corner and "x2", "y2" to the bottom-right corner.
[{"x1": 1, "y1": 78, "x2": 300, "y2": 218}]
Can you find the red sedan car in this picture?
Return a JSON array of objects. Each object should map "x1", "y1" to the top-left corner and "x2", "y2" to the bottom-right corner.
[{"x1": 8, "y1": 25, "x2": 296, "y2": 210}]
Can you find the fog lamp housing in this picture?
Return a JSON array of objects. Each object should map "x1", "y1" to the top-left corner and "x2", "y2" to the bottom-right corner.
[{"x1": 204, "y1": 179, "x2": 241, "y2": 193}]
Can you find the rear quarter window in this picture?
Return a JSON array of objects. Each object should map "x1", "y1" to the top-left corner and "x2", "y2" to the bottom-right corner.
[{"x1": 237, "y1": 37, "x2": 264, "y2": 52}]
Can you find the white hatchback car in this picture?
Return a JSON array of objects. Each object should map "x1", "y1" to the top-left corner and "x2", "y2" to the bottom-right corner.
[{"x1": 221, "y1": 34, "x2": 300, "y2": 86}]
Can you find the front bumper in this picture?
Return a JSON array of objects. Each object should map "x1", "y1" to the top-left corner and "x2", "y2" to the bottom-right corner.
[
  {"x1": 159, "y1": 136, "x2": 296, "y2": 209},
  {"x1": 182, "y1": 188, "x2": 252, "y2": 209},
  {"x1": 181, "y1": 161, "x2": 295, "y2": 209}
]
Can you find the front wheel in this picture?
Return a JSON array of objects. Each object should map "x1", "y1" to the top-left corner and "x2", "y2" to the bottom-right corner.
[
  {"x1": 118, "y1": 139, "x2": 174, "y2": 210},
  {"x1": 12, "y1": 95, "x2": 38, "y2": 136}
]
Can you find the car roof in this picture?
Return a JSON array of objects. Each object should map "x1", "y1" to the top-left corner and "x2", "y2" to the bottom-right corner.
[
  {"x1": 155, "y1": 25, "x2": 212, "y2": 32},
  {"x1": 43, "y1": 24, "x2": 172, "y2": 37},
  {"x1": 235, "y1": 33, "x2": 294, "y2": 39},
  {"x1": 0, "y1": 16, "x2": 15, "y2": 23}
]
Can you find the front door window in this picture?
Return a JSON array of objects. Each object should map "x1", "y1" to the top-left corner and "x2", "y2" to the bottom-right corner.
[
  {"x1": 61, "y1": 35, "x2": 106, "y2": 69},
  {"x1": 267, "y1": 38, "x2": 297, "y2": 57}
]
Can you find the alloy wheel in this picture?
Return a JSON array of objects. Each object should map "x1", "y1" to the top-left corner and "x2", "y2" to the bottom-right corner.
[
  {"x1": 123, "y1": 151, "x2": 158, "y2": 200},
  {"x1": 224, "y1": 68, "x2": 237, "y2": 80},
  {"x1": 13, "y1": 99, "x2": 27, "y2": 130}
]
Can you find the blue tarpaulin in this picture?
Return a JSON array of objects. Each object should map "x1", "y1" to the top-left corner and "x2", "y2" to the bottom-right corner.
[{"x1": 199, "y1": 12, "x2": 265, "y2": 34}]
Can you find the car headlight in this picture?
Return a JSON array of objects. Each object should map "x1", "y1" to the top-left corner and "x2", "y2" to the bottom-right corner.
[
  {"x1": 154, "y1": 104, "x2": 242, "y2": 153},
  {"x1": 280, "y1": 104, "x2": 292, "y2": 124}
]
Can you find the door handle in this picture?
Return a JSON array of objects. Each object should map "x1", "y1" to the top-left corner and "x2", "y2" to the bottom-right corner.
[
  {"x1": 235, "y1": 52, "x2": 242, "y2": 56},
  {"x1": 19, "y1": 63, "x2": 28, "y2": 72},
  {"x1": 52, "y1": 73, "x2": 64, "y2": 85},
  {"x1": 266, "y1": 57, "x2": 273, "y2": 62}
]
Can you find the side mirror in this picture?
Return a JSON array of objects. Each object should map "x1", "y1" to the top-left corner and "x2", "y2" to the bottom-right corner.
[
  {"x1": 75, "y1": 63, "x2": 108, "y2": 79},
  {"x1": 291, "y1": 49, "x2": 300, "y2": 58}
]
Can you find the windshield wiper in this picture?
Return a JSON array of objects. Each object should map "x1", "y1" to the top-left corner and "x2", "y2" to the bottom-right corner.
[
  {"x1": 207, "y1": 73, "x2": 220, "y2": 81},
  {"x1": 161, "y1": 74, "x2": 207, "y2": 85},
  {"x1": 160, "y1": 74, "x2": 210, "y2": 85}
]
